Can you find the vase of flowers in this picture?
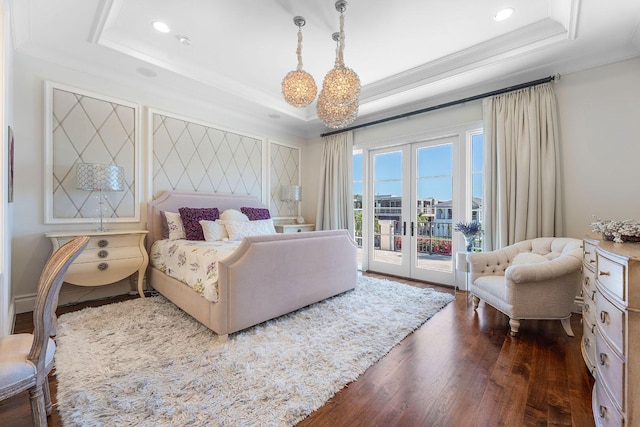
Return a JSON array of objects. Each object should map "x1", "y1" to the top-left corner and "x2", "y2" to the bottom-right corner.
[
  {"x1": 590, "y1": 216, "x2": 640, "y2": 243},
  {"x1": 454, "y1": 221, "x2": 482, "y2": 252}
]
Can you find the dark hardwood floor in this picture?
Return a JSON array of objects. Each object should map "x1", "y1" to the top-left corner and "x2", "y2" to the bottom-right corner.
[{"x1": 1, "y1": 274, "x2": 595, "y2": 426}]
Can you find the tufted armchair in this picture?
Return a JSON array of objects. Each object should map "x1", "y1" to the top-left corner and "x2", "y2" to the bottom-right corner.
[{"x1": 466, "y1": 237, "x2": 583, "y2": 336}]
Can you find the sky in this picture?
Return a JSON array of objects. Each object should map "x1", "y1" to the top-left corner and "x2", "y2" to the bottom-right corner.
[{"x1": 353, "y1": 134, "x2": 483, "y2": 201}]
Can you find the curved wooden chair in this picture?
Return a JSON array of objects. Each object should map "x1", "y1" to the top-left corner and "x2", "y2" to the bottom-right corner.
[{"x1": 0, "y1": 235, "x2": 89, "y2": 426}]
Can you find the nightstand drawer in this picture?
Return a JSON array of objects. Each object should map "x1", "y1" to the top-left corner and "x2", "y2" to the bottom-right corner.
[
  {"x1": 65, "y1": 258, "x2": 144, "y2": 286},
  {"x1": 275, "y1": 224, "x2": 315, "y2": 233},
  {"x1": 56, "y1": 234, "x2": 142, "y2": 249},
  {"x1": 73, "y1": 246, "x2": 142, "y2": 264}
]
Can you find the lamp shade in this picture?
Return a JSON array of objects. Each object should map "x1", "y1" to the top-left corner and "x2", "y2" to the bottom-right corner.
[
  {"x1": 281, "y1": 185, "x2": 302, "y2": 202},
  {"x1": 76, "y1": 163, "x2": 125, "y2": 191}
]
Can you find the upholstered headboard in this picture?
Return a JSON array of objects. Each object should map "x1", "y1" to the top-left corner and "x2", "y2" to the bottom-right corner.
[{"x1": 146, "y1": 191, "x2": 267, "y2": 252}]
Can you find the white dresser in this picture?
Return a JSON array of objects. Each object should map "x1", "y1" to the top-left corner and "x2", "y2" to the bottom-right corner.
[
  {"x1": 583, "y1": 236, "x2": 640, "y2": 426},
  {"x1": 582, "y1": 235, "x2": 599, "y2": 376}
]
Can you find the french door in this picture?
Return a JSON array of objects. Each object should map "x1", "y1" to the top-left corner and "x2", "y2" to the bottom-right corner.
[{"x1": 367, "y1": 137, "x2": 457, "y2": 285}]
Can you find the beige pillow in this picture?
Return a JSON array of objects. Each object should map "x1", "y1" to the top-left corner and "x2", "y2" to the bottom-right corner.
[
  {"x1": 512, "y1": 252, "x2": 548, "y2": 265},
  {"x1": 220, "y1": 209, "x2": 249, "y2": 222}
]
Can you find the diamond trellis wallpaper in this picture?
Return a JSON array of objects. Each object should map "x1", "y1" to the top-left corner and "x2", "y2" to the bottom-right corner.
[
  {"x1": 46, "y1": 83, "x2": 138, "y2": 224},
  {"x1": 151, "y1": 112, "x2": 301, "y2": 218},
  {"x1": 151, "y1": 113, "x2": 264, "y2": 199}
]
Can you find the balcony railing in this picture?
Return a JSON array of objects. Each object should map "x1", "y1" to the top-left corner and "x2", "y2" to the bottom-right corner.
[{"x1": 354, "y1": 216, "x2": 482, "y2": 256}]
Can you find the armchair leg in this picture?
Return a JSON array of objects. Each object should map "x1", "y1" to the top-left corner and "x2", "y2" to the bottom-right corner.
[
  {"x1": 561, "y1": 317, "x2": 574, "y2": 337},
  {"x1": 472, "y1": 295, "x2": 480, "y2": 310},
  {"x1": 28, "y1": 384, "x2": 48, "y2": 427},
  {"x1": 509, "y1": 319, "x2": 520, "y2": 336}
]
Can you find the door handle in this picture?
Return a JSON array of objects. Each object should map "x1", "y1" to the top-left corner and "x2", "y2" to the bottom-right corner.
[
  {"x1": 403, "y1": 222, "x2": 406, "y2": 236},
  {"x1": 411, "y1": 222, "x2": 415, "y2": 237}
]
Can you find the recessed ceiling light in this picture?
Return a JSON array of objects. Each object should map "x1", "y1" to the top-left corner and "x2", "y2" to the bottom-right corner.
[
  {"x1": 152, "y1": 21, "x2": 171, "y2": 33},
  {"x1": 494, "y1": 8, "x2": 514, "y2": 21}
]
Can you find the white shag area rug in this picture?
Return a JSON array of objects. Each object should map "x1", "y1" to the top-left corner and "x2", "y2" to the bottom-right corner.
[{"x1": 54, "y1": 275, "x2": 454, "y2": 427}]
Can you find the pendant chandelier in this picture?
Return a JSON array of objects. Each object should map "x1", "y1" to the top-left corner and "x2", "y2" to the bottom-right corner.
[
  {"x1": 281, "y1": 16, "x2": 317, "y2": 108},
  {"x1": 317, "y1": 0, "x2": 360, "y2": 129}
]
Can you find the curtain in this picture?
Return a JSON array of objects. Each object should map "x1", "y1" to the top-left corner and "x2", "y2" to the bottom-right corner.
[
  {"x1": 482, "y1": 83, "x2": 563, "y2": 250},
  {"x1": 315, "y1": 132, "x2": 354, "y2": 233}
]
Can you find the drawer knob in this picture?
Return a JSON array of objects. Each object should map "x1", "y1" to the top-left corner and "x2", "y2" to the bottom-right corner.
[
  {"x1": 599, "y1": 270, "x2": 610, "y2": 276},
  {"x1": 583, "y1": 304, "x2": 590, "y2": 313},
  {"x1": 589, "y1": 259, "x2": 595, "y2": 264},
  {"x1": 599, "y1": 353, "x2": 608, "y2": 366},
  {"x1": 584, "y1": 251, "x2": 591, "y2": 255},
  {"x1": 98, "y1": 239, "x2": 109, "y2": 248},
  {"x1": 584, "y1": 337, "x2": 591, "y2": 347},
  {"x1": 98, "y1": 262, "x2": 109, "y2": 271},
  {"x1": 584, "y1": 277, "x2": 590, "y2": 285},
  {"x1": 599, "y1": 405, "x2": 607, "y2": 419},
  {"x1": 98, "y1": 250, "x2": 109, "y2": 258},
  {"x1": 600, "y1": 311, "x2": 609, "y2": 323},
  {"x1": 591, "y1": 324, "x2": 596, "y2": 334},
  {"x1": 591, "y1": 290, "x2": 596, "y2": 300}
]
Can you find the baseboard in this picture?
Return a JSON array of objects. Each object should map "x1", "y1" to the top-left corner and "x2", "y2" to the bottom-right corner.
[{"x1": 14, "y1": 279, "x2": 143, "y2": 314}]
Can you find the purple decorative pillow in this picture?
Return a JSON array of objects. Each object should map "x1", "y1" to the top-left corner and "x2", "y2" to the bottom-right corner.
[
  {"x1": 160, "y1": 211, "x2": 169, "y2": 239},
  {"x1": 178, "y1": 207, "x2": 220, "y2": 240},
  {"x1": 241, "y1": 207, "x2": 271, "y2": 221}
]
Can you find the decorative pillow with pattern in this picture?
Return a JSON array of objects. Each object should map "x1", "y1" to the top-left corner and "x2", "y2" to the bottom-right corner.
[
  {"x1": 179, "y1": 207, "x2": 220, "y2": 241},
  {"x1": 199, "y1": 219, "x2": 229, "y2": 241},
  {"x1": 241, "y1": 207, "x2": 271, "y2": 221},
  {"x1": 163, "y1": 211, "x2": 186, "y2": 240},
  {"x1": 220, "y1": 209, "x2": 249, "y2": 222},
  {"x1": 224, "y1": 219, "x2": 276, "y2": 241}
]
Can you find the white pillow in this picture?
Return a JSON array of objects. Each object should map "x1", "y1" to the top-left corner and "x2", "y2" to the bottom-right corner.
[
  {"x1": 224, "y1": 219, "x2": 276, "y2": 241},
  {"x1": 512, "y1": 252, "x2": 548, "y2": 265},
  {"x1": 199, "y1": 219, "x2": 229, "y2": 241},
  {"x1": 220, "y1": 209, "x2": 249, "y2": 222},
  {"x1": 164, "y1": 211, "x2": 186, "y2": 240}
]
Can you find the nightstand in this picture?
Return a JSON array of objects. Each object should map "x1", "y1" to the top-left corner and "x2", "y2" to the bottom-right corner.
[
  {"x1": 45, "y1": 230, "x2": 149, "y2": 298},
  {"x1": 274, "y1": 224, "x2": 315, "y2": 233}
]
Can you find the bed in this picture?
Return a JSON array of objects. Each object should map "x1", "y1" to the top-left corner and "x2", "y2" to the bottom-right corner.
[{"x1": 146, "y1": 191, "x2": 358, "y2": 341}]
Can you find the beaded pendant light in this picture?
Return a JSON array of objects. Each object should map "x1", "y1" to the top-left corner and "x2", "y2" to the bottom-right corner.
[
  {"x1": 281, "y1": 16, "x2": 317, "y2": 108},
  {"x1": 317, "y1": 0, "x2": 360, "y2": 129}
]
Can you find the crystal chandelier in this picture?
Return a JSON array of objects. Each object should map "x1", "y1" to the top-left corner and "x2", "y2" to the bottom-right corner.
[
  {"x1": 282, "y1": 16, "x2": 317, "y2": 108},
  {"x1": 317, "y1": 0, "x2": 360, "y2": 129}
]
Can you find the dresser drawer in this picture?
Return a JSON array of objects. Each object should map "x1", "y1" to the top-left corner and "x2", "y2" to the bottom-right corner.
[
  {"x1": 594, "y1": 381, "x2": 624, "y2": 427},
  {"x1": 596, "y1": 252, "x2": 626, "y2": 302},
  {"x1": 65, "y1": 258, "x2": 144, "y2": 286},
  {"x1": 583, "y1": 289, "x2": 597, "y2": 327},
  {"x1": 583, "y1": 268, "x2": 597, "y2": 303},
  {"x1": 584, "y1": 240, "x2": 597, "y2": 270},
  {"x1": 596, "y1": 291, "x2": 625, "y2": 356},
  {"x1": 582, "y1": 316, "x2": 597, "y2": 375},
  {"x1": 595, "y1": 327, "x2": 625, "y2": 411}
]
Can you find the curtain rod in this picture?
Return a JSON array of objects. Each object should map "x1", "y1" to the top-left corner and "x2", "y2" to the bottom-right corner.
[{"x1": 320, "y1": 74, "x2": 558, "y2": 137}]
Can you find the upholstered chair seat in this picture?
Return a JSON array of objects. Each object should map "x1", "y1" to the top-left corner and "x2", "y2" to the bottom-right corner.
[{"x1": 467, "y1": 237, "x2": 583, "y2": 336}]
